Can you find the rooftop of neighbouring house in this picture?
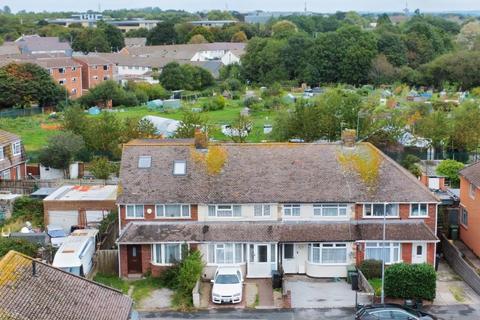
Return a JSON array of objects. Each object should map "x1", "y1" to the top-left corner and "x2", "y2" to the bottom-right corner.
[
  {"x1": 460, "y1": 161, "x2": 480, "y2": 188},
  {"x1": 15, "y1": 35, "x2": 72, "y2": 53},
  {"x1": 122, "y1": 42, "x2": 246, "y2": 59},
  {"x1": 117, "y1": 139, "x2": 440, "y2": 204},
  {"x1": 0, "y1": 250, "x2": 133, "y2": 320},
  {"x1": 0, "y1": 129, "x2": 21, "y2": 146},
  {"x1": 124, "y1": 37, "x2": 147, "y2": 47},
  {"x1": 44, "y1": 185, "x2": 118, "y2": 202}
]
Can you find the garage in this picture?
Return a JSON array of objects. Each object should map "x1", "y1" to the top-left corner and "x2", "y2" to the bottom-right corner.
[{"x1": 48, "y1": 210, "x2": 78, "y2": 232}]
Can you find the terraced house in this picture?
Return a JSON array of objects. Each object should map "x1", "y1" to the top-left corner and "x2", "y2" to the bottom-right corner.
[
  {"x1": 116, "y1": 132, "x2": 439, "y2": 279},
  {"x1": 0, "y1": 130, "x2": 26, "y2": 181}
]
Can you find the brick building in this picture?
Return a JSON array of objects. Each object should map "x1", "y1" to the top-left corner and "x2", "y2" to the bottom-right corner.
[
  {"x1": 458, "y1": 162, "x2": 480, "y2": 256},
  {"x1": 0, "y1": 130, "x2": 27, "y2": 181},
  {"x1": 116, "y1": 134, "x2": 439, "y2": 278},
  {"x1": 34, "y1": 58, "x2": 83, "y2": 98},
  {"x1": 73, "y1": 56, "x2": 114, "y2": 92}
]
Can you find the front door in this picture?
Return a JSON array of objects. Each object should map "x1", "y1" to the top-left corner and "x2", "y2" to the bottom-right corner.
[
  {"x1": 247, "y1": 243, "x2": 276, "y2": 278},
  {"x1": 412, "y1": 243, "x2": 427, "y2": 264},
  {"x1": 127, "y1": 245, "x2": 142, "y2": 274},
  {"x1": 282, "y1": 243, "x2": 307, "y2": 274}
]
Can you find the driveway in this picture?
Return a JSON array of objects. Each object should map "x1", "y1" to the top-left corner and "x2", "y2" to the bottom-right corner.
[
  {"x1": 283, "y1": 276, "x2": 367, "y2": 308},
  {"x1": 436, "y1": 259, "x2": 480, "y2": 306}
]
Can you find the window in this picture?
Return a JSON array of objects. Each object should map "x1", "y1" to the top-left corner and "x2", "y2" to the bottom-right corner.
[
  {"x1": 103, "y1": 65, "x2": 109, "y2": 70},
  {"x1": 283, "y1": 204, "x2": 300, "y2": 216},
  {"x1": 71, "y1": 88, "x2": 77, "y2": 94},
  {"x1": 152, "y1": 243, "x2": 185, "y2": 265},
  {"x1": 254, "y1": 204, "x2": 271, "y2": 217},
  {"x1": 1, "y1": 170, "x2": 10, "y2": 180},
  {"x1": 173, "y1": 160, "x2": 186, "y2": 175},
  {"x1": 461, "y1": 207, "x2": 468, "y2": 226},
  {"x1": 58, "y1": 80, "x2": 65, "y2": 85},
  {"x1": 363, "y1": 203, "x2": 399, "y2": 217},
  {"x1": 138, "y1": 156, "x2": 151, "y2": 168},
  {"x1": 0, "y1": 147, "x2": 4, "y2": 160},
  {"x1": 283, "y1": 244, "x2": 294, "y2": 259},
  {"x1": 72, "y1": 77, "x2": 77, "y2": 83},
  {"x1": 207, "y1": 243, "x2": 246, "y2": 264},
  {"x1": 313, "y1": 204, "x2": 348, "y2": 217},
  {"x1": 470, "y1": 183, "x2": 476, "y2": 199},
  {"x1": 93, "y1": 75, "x2": 98, "y2": 80},
  {"x1": 103, "y1": 76, "x2": 109, "y2": 80},
  {"x1": 365, "y1": 242, "x2": 401, "y2": 264},
  {"x1": 72, "y1": 67, "x2": 77, "y2": 71},
  {"x1": 59, "y1": 68, "x2": 65, "y2": 74},
  {"x1": 12, "y1": 141, "x2": 21, "y2": 156},
  {"x1": 308, "y1": 243, "x2": 347, "y2": 264},
  {"x1": 410, "y1": 203, "x2": 428, "y2": 217},
  {"x1": 156, "y1": 204, "x2": 190, "y2": 218},
  {"x1": 208, "y1": 205, "x2": 242, "y2": 217},
  {"x1": 93, "y1": 65, "x2": 98, "y2": 70},
  {"x1": 126, "y1": 205, "x2": 144, "y2": 218}
]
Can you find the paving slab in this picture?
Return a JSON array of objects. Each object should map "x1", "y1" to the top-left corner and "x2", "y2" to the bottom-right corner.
[{"x1": 137, "y1": 288, "x2": 173, "y2": 311}]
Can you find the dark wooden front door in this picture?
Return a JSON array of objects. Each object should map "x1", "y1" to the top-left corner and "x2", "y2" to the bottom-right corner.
[{"x1": 127, "y1": 245, "x2": 142, "y2": 274}]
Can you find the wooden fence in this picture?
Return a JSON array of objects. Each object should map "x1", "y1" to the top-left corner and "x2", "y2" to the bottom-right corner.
[
  {"x1": 95, "y1": 249, "x2": 118, "y2": 275},
  {"x1": 99, "y1": 220, "x2": 119, "y2": 250}
]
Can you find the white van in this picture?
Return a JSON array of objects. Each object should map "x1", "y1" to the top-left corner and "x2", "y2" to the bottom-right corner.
[{"x1": 52, "y1": 229, "x2": 98, "y2": 277}]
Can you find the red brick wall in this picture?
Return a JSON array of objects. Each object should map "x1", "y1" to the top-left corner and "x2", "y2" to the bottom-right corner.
[
  {"x1": 0, "y1": 163, "x2": 26, "y2": 181},
  {"x1": 120, "y1": 245, "x2": 128, "y2": 277},
  {"x1": 459, "y1": 176, "x2": 480, "y2": 256},
  {"x1": 50, "y1": 66, "x2": 83, "y2": 98},
  {"x1": 120, "y1": 204, "x2": 198, "y2": 228}
]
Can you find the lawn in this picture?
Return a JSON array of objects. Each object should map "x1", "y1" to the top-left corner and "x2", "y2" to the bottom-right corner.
[{"x1": 93, "y1": 273, "x2": 130, "y2": 294}]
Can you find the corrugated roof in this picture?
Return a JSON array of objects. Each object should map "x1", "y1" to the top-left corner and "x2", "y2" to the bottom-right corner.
[{"x1": 0, "y1": 251, "x2": 133, "y2": 320}]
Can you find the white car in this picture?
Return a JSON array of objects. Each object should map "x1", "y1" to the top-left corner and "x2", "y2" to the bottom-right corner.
[{"x1": 211, "y1": 267, "x2": 243, "y2": 304}]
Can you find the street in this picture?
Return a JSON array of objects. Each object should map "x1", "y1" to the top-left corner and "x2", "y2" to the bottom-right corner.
[{"x1": 139, "y1": 304, "x2": 480, "y2": 320}]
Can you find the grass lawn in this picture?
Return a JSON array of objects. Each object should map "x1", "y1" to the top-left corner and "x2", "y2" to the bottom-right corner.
[
  {"x1": 93, "y1": 273, "x2": 130, "y2": 294},
  {"x1": 368, "y1": 278, "x2": 382, "y2": 296}
]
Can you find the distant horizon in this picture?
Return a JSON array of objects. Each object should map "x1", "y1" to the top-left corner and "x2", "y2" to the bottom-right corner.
[{"x1": 3, "y1": 1, "x2": 480, "y2": 15}]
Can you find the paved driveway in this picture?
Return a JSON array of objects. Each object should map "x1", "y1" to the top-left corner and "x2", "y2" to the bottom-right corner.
[{"x1": 283, "y1": 276, "x2": 364, "y2": 308}]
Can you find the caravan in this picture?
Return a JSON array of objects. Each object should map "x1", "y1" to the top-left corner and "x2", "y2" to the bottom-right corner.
[{"x1": 52, "y1": 229, "x2": 98, "y2": 277}]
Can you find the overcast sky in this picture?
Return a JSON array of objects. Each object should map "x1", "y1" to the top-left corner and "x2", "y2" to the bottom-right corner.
[{"x1": 3, "y1": 0, "x2": 480, "y2": 13}]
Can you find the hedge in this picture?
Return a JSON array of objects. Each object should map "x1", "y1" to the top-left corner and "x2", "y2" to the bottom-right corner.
[
  {"x1": 384, "y1": 263, "x2": 436, "y2": 301},
  {"x1": 359, "y1": 259, "x2": 383, "y2": 279},
  {"x1": 0, "y1": 237, "x2": 39, "y2": 258}
]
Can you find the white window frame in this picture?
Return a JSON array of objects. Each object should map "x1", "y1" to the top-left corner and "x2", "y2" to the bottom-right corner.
[
  {"x1": 72, "y1": 66, "x2": 77, "y2": 71},
  {"x1": 0, "y1": 146, "x2": 4, "y2": 161},
  {"x1": 72, "y1": 77, "x2": 77, "y2": 83},
  {"x1": 151, "y1": 243, "x2": 186, "y2": 265},
  {"x1": 363, "y1": 203, "x2": 399, "y2": 218},
  {"x1": 470, "y1": 183, "x2": 476, "y2": 199},
  {"x1": 207, "y1": 243, "x2": 246, "y2": 265},
  {"x1": 1, "y1": 170, "x2": 11, "y2": 180},
  {"x1": 58, "y1": 67, "x2": 65, "y2": 74},
  {"x1": 364, "y1": 242, "x2": 401, "y2": 265},
  {"x1": 125, "y1": 204, "x2": 144, "y2": 219},
  {"x1": 283, "y1": 204, "x2": 301, "y2": 217},
  {"x1": 138, "y1": 156, "x2": 152, "y2": 168},
  {"x1": 410, "y1": 203, "x2": 429, "y2": 218},
  {"x1": 308, "y1": 243, "x2": 348, "y2": 265},
  {"x1": 155, "y1": 204, "x2": 191, "y2": 218},
  {"x1": 313, "y1": 203, "x2": 348, "y2": 218},
  {"x1": 12, "y1": 141, "x2": 21, "y2": 156},
  {"x1": 208, "y1": 204, "x2": 242, "y2": 217},
  {"x1": 461, "y1": 207, "x2": 468, "y2": 227},
  {"x1": 254, "y1": 204, "x2": 271, "y2": 217},
  {"x1": 173, "y1": 160, "x2": 186, "y2": 175}
]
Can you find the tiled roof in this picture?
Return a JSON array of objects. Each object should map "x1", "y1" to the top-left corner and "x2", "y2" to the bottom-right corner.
[
  {"x1": 73, "y1": 55, "x2": 113, "y2": 66},
  {"x1": 0, "y1": 129, "x2": 20, "y2": 146},
  {"x1": 33, "y1": 57, "x2": 82, "y2": 68},
  {"x1": 460, "y1": 161, "x2": 480, "y2": 188},
  {"x1": 118, "y1": 140, "x2": 439, "y2": 204},
  {"x1": 117, "y1": 220, "x2": 438, "y2": 243},
  {"x1": 124, "y1": 42, "x2": 246, "y2": 59},
  {"x1": 16, "y1": 36, "x2": 71, "y2": 52},
  {"x1": 0, "y1": 251, "x2": 133, "y2": 320},
  {"x1": 124, "y1": 37, "x2": 147, "y2": 47},
  {"x1": 0, "y1": 42, "x2": 20, "y2": 56}
]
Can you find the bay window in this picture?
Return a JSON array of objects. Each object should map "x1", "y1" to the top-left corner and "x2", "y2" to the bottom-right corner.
[
  {"x1": 313, "y1": 203, "x2": 348, "y2": 217},
  {"x1": 410, "y1": 203, "x2": 428, "y2": 217},
  {"x1": 126, "y1": 205, "x2": 144, "y2": 218},
  {"x1": 208, "y1": 243, "x2": 246, "y2": 264},
  {"x1": 152, "y1": 243, "x2": 186, "y2": 265},
  {"x1": 363, "y1": 203, "x2": 399, "y2": 217},
  {"x1": 308, "y1": 243, "x2": 348, "y2": 264},
  {"x1": 208, "y1": 205, "x2": 242, "y2": 217},
  {"x1": 365, "y1": 242, "x2": 401, "y2": 264},
  {"x1": 283, "y1": 204, "x2": 301, "y2": 217},
  {"x1": 156, "y1": 204, "x2": 190, "y2": 218}
]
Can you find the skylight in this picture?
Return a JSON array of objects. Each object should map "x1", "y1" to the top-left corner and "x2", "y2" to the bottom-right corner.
[
  {"x1": 173, "y1": 160, "x2": 186, "y2": 175},
  {"x1": 138, "y1": 156, "x2": 152, "y2": 168}
]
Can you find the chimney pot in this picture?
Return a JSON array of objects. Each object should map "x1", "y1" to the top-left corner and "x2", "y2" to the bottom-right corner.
[
  {"x1": 341, "y1": 129, "x2": 356, "y2": 147},
  {"x1": 194, "y1": 127, "x2": 208, "y2": 149}
]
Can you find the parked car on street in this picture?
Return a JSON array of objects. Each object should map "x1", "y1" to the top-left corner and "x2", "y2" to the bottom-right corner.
[
  {"x1": 211, "y1": 267, "x2": 243, "y2": 304},
  {"x1": 355, "y1": 304, "x2": 437, "y2": 320}
]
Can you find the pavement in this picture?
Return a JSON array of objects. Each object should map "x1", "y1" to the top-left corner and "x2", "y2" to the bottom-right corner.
[
  {"x1": 136, "y1": 288, "x2": 173, "y2": 311},
  {"x1": 436, "y1": 259, "x2": 480, "y2": 305}
]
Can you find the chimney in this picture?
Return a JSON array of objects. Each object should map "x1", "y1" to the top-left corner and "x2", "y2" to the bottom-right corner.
[
  {"x1": 341, "y1": 129, "x2": 356, "y2": 148},
  {"x1": 194, "y1": 127, "x2": 208, "y2": 149}
]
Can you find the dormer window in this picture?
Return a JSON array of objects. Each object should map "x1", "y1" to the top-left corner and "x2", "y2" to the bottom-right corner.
[
  {"x1": 0, "y1": 146, "x2": 4, "y2": 160},
  {"x1": 12, "y1": 141, "x2": 21, "y2": 156},
  {"x1": 173, "y1": 160, "x2": 186, "y2": 175},
  {"x1": 138, "y1": 156, "x2": 151, "y2": 168}
]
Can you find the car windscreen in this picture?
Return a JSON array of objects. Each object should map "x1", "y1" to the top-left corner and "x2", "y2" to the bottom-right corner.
[
  {"x1": 216, "y1": 274, "x2": 240, "y2": 284},
  {"x1": 48, "y1": 229, "x2": 66, "y2": 238}
]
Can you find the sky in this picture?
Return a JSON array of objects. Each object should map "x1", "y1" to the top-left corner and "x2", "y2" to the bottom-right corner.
[{"x1": 2, "y1": 0, "x2": 480, "y2": 13}]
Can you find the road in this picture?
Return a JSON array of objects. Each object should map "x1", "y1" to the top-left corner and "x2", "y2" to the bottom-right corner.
[{"x1": 139, "y1": 304, "x2": 480, "y2": 320}]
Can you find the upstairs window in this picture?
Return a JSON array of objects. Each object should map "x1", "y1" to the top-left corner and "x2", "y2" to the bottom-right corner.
[
  {"x1": 283, "y1": 204, "x2": 301, "y2": 216},
  {"x1": 72, "y1": 67, "x2": 77, "y2": 71},
  {"x1": 138, "y1": 156, "x2": 151, "y2": 168},
  {"x1": 173, "y1": 160, "x2": 186, "y2": 175},
  {"x1": 156, "y1": 204, "x2": 190, "y2": 218},
  {"x1": 410, "y1": 203, "x2": 428, "y2": 217},
  {"x1": 254, "y1": 204, "x2": 271, "y2": 217},
  {"x1": 208, "y1": 205, "x2": 242, "y2": 217},
  {"x1": 103, "y1": 65, "x2": 109, "y2": 70},
  {"x1": 363, "y1": 203, "x2": 399, "y2": 217},
  {"x1": 58, "y1": 67, "x2": 65, "y2": 74},
  {"x1": 126, "y1": 205, "x2": 144, "y2": 218},
  {"x1": 314, "y1": 204, "x2": 348, "y2": 217},
  {"x1": 12, "y1": 141, "x2": 21, "y2": 156},
  {"x1": 461, "y1": 207, "x2": 468, "y2": 226},
  {"x1": 0, "y1": 147, "x2": 4, "y2": 160},
  {"x1": 470, "y1": 183, "x2": 476, "y2": 199},
  {"x1": 72, "y1": 77, "x2": 77, "y2": 83}
]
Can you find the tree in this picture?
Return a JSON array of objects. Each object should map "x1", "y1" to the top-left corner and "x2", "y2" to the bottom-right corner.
[
  {"x1": 376, "y1": 31, "x2": 408, "y2": 67},
  {"x1": 125, "y1": 28, "x2": 149, "y2": 38},
  {"x1": 174, "y1": 110, "x2": 210, "y2": 138},
  {"x1": 158, "y1": 62, "x2": 185, "y2": 90},
  {"x1": 63, "y1": 104, "x2": 89, "y2": 135},
  {"x1": 147, "y1": 22, "x2": 177, "y2": 45},
  {"x1": 436, "y1": 159, "x2": 465, "y2": 188},
  {"x1": 0, "y1": 63, "x2": 66, "y2": 109},
  {"x1": 188, "y1": 34, "x2": 208, "y2": 44},
  {"x1": 158, "y1": 62, "x2": 213, "y2": 90},
  {"x1": 451, "y1": 101, "x2": 480, "y2": 152},
  {"x1": 401, "y1": 154, "x2": 422, "y2": 177},
  {"x1": 231, "y1": 31, "x2": 247, "y2": 42},
  {"x1": 368, "y1": 54, "x2": 397, "y2": 85},
  {"x1": 457, "y1": 21, "x2": 480, "y2": 50},
  {"x1": 38, "y1": 132, "x2": 85, "y2": 178},
  {"x1": 89, "y1": 157, "x2": 117, "y2": 180},
  {"x1": 281, "y1": 33, "x2": 314, "y2": 81},
  {"x1": 271, "y1": 20, "x2": 298, "y2": 39},
  {"x1": 229, "y1": 114, "x2": 253, "y2": 143},
  {"x1": 207, "y1": 10, "x2": 235, "y2": 21},
  {"x1": 97, "y1": 21, "x2": 125, "y2": 51},
  {"x1": 71, "y1": 28, "x2": 110, "y2": 53},
  {"x1": 415, "y1": 111, "x2": 451, "y2": 149},
  {"x1": 86, "y1": 112, "x2": 124, "y2": 159},
  {"x1": 0, "y1": 238, "x2": 39, "y2": 258},
  {"x1": 122, "y1": 117, "x2": 157, "y2": 142},
  {"x1": 187, "y1": 26, "x2": 214, "y2": 43},
  {"x1": 79, "y1": 80, "x2": 137, "y2": 107}
]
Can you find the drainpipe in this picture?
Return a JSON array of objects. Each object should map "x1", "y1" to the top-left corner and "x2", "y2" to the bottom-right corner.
[{"x1": 381, "y1": 202, "x2": 387, "y2": 305}]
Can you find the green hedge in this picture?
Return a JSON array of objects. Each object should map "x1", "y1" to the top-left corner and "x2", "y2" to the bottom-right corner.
[
  {"x1": 0, "y1": 237, "x2": 39, "y2": 258},
  {"x1": 385, "y1": 263, "x2": 436, "y2": 301},
  {"x1": 359, "y1": 259, "x2": 383, "y2": 279}
]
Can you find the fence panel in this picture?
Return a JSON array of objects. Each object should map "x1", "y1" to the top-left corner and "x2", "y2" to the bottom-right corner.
[
  {"x1": 441, "y1": 234, "x2": 480, "y2": 295},
  {"x1": 95, "y1": 249, "x2": 118, "y2": 275},
  {"x1": 0, "y1": 107, "x2": 43, "y2": 118}
]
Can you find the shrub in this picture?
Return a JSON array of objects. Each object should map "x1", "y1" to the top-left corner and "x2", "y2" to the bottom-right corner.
[
  {"x1": 12, "y1": 197, "x2": 44, "y2": 228},
  {"x1": 243, "y1": 96, "x2": 261, "y2": 108},
  {"x1": 202, "y1": 95, "x2": 226, "y2": 111},
  {"x1": 436, "y1": 159, "x2": 464, "y2": 188},
  {"x1": 359, "y1": 259, "x2": 383, "y2": 279},
  {"x1": 384, "y1": 263, "x2": 436, "y2": 301},
  {"x1": 0, "y1": 237, "x2": 39, "y2": 258}
]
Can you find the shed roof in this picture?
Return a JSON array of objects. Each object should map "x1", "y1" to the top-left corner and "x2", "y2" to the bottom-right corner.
[{"x1": 45, "y1": 185, "x2": 117, "y2": 202}]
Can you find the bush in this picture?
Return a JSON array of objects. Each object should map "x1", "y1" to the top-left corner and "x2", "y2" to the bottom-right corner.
[
  {"x1": 384, "y1": 263, "x2": 436, "y2": 301},
  {"x1": 12, "y1": 197, "x2": 44, "y2": 228},
  {"x1": 202, "y1": 95, "x2": 226, "y2": 111},
  {"x1": 359, "y1": 259, "x2": 383, "y2": 279},
  {"x1": 243, "y1": 96, "x2": 261, "y2": 108},
  {"x1": 0, "y1": 237, "x2": 39, "y2": 258}
]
